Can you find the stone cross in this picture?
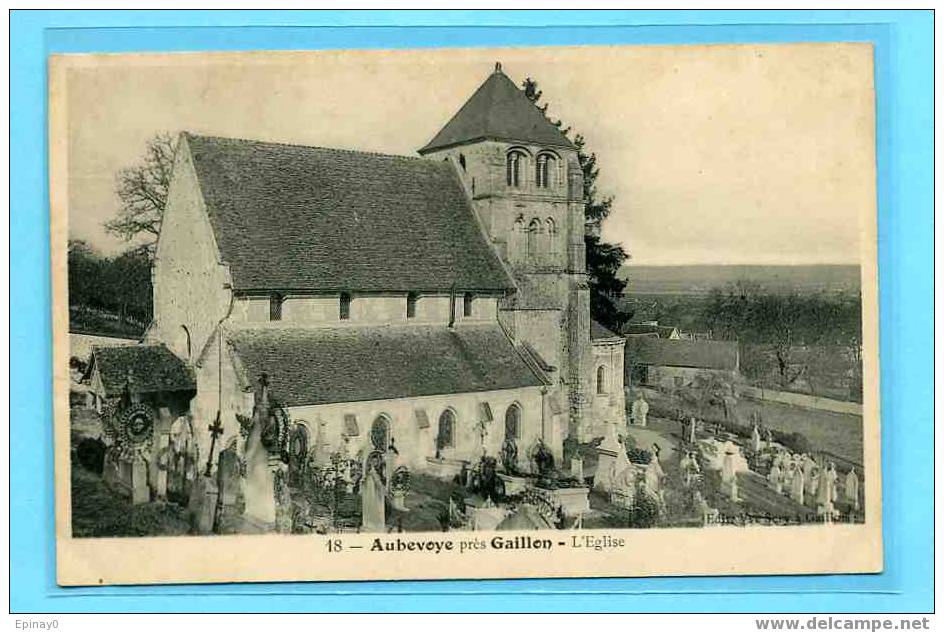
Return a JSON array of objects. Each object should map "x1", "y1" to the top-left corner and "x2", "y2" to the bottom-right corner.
[
  {"x1": 204, "y1": 414, "x2": 225, "y2": 477},
  {"x1": 475, "y1": 418, "x2": 490, "y2": 456}
]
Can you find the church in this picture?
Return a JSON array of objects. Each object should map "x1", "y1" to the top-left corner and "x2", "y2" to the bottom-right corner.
[{"x1": 133, "y1": 63, "x2": 625, "y2": 528}]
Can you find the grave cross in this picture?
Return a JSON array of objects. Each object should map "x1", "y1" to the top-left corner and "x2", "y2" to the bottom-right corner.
[
  {"x1": 203, "y1": 412, "x2": 225, "y2": 477},
  {"x1": 474, "y1": 418, "x2": 490, "y2": 456}
]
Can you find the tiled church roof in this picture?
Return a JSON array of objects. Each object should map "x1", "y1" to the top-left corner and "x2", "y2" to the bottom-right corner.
[
  {"x1": 87, "y1": 344, "x2": 196, "y2": 397},
  {"x1": 227, "y1": 324, "x2": 546, "y2": 407},
  {"x1": 418, "y1": 66, "x2": 575, "y2": 154},
  {"x1": 185, "y1": 134, "x2": 515, "y2": 294}
]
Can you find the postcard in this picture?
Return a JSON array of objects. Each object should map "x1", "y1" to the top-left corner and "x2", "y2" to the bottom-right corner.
[{"x1": 50, "y1": 44, "x2": 881, "y2": 585}]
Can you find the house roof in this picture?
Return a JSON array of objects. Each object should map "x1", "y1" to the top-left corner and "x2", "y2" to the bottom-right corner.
[
  {"x1": 418, "y1": 67, "x2": 575, "y2": 154},
  {"x1": 626, "y1": 337, "x2": 739, "y2": 371},
  {"x1": 86, "y1": 344, "x2": 196, "y2": 397},
  {"x1": 226, "y1": 324, "x2": 546, "y2": 408},
  {"x1": 590, "y1": 320, "x2": 623, "y2": 341},
  {"x1": 621, "y1": 323, "x2": 679, "y2": 338},
  {"x1": 185, "y1": 134, "x2": 515, "y2": 293}
]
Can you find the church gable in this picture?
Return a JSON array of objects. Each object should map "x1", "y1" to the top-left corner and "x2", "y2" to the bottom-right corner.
[{"x1": 185, "y1": 134, "x2": 515, "y2": 294}]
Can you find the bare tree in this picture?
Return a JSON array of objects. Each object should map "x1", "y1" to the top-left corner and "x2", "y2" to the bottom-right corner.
[{"x1": 105, "y1": 132, "x2": 177, "y2": 254}]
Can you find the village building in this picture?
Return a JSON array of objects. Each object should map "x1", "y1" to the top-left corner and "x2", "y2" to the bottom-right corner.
[
  {"x1": 112, "y1": 63, "x2": 627, "y2": 528},
  {"x1": 621, "y1": 322, "x2": 682, "y2": 340},
  {"x1": 625, "y1": 336, "x2": 739, "y2": 390}
]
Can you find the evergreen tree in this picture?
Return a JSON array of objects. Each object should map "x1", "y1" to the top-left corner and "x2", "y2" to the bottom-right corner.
[{"x1": 522, "y1": 78, "x2": 630, "y2": 330}]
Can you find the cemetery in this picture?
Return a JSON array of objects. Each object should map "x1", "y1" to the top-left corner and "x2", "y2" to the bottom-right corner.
[{"x1": 70, "y1": 366, "x2": 865, "y2": 536}]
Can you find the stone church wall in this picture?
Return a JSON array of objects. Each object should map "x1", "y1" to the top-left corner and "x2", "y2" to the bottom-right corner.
[
  {"x1": 190, "y1": 335, "x2": 253, "y2": 464},
  {"x1": 589, "y1": 340, "x2": 627, "y2": 435},
  {"x1": 227, "y1": 293, "x2": 500, "y2": 327},
  {"x1": 149, "y1": 138, "x2": 234, "y2": 364},
  {"x1": 286, "y1": 385, "x2": 546, "y2": 472}
]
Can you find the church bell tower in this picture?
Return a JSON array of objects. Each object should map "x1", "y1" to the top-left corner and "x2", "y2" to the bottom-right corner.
[{"x1": 418, "y1": 63, "x2": 596, "y2": 441}]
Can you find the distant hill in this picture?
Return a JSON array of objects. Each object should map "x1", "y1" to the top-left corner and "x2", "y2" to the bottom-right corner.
[{"x1": 622, "y1": 264, "x2": 861, "y2": 296}]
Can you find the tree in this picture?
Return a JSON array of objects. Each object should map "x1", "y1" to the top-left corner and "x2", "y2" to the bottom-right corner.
[
  {"x1": 522, "y1": 78, "x2": 630, "y2": 330},
  {"x1": 105, "y1": 248, "x2": 153, "y2": 325},
  {"x1": 105, "y1": 132, "x2": 177, "y2": 254},
  {"x1": 68, "y1": 239, "x2": 105, "y2": 309},
  {"x1": 67, "y1": 238, "x2": 152, "y2": 334},
  {"x1": 703, "y1": 283, "x2": 862, "y2": 395}
]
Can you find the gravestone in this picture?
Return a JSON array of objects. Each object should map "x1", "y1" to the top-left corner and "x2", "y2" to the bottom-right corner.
[
  {"x1": 570, "y1": 456, "x2": 585, "y2": 484},
  {"x1": 361, "y1": 457, "x2": 386, "y2": 533},
  {"x1": 217, "y1": 447, "x2": 242, "y2": 508},
  {"x1": 154, "y1": 432, "x2": 170, "y2": 501},
  {"x1": 131, "y1": 457, "x2": 150, "y2": 505},
  {"x1": 188, "y1": 475, "x2": 219, "y2": 534},
  {"x1": 631, "y1": 395, "x2": 649, "y2": 427},
  {"x1": 592, "y1": 427, "x2": 623, "y2": 493}
]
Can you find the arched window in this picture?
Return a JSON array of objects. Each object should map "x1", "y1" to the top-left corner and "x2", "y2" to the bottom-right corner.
[
  {"x1": 288, "y1": 423, "x2": 310, "y2": 486},
  {"x1": 458, "y1": 153, "x2": 466, "y2": 171},
  {"x1": 512, "y1": 216, "x2": 526, "y2": 255},
  {"x1": 370, "y1": 415, "x2": 391, "y2": 451},
  {"x1": 290, "y1": 423, "x2": 309, "y2": 458},
  {"x1": 545, "y1": 217, "x2": 557, "y2": 253},
  {"x1": 406, "y1": 292, "x2": 418, "y2": 319},
  {"x1": 339, "y1": 292, "x2": 351, "y2": 320},
  {"x1": 596, "y1": 365, "x2": 608, "y2": 394},
  {"x1": 536, "y1": 153, "x2": 556, "y2": 188},
  {"x1": 179, "y1": 325, "x2": 192, "y2": 359},
  {"x1": 463, "y1": 292, "x2": 474, "y2": 317},
  {"x1": 437, "y1": 409, "x2": 456, "y2": 450},
  {"x1": 504, "y1": 404, "x2": 521, "y2": 440},
  {"x1": 269, "y1": 293, "x2": 284, "y2": 321},
  {"x1": 506, "y1": 150, "x2": 526, "y2": 187},
  {"x1": 526, "y1": 218, "x2": 542, "y2": 256}
]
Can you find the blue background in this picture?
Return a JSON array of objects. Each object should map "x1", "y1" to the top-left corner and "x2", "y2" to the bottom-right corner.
[{"x1": 10, "y1": 10, "x2": 933, "y2": 613}]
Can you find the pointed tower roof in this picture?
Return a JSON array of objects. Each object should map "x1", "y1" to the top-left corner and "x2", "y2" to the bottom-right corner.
[{"x1": 418, "y1": 63, "x2": 575, "y2": 154}]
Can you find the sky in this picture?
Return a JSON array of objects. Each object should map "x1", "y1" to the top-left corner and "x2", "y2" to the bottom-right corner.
[{"x1": 58, "y1": 43, "x2": 875, "y2": 266}]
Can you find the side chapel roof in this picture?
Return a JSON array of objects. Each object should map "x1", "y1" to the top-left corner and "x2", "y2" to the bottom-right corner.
[
  {"x1": 226, "y1": 324, "x2": 547, "y2": 408},
  {"x1": 590, "y1": 319, "x2": 623, "y2": 342},
  {"x1": 86, "y1": 344, "x2": 196, "y2": 397},
  {"x1": 418, "y1": 65, "x2": 575, "y2": 154},
  {"x1": 184, "y1": 134, "x2": 515, "y2": 294}
]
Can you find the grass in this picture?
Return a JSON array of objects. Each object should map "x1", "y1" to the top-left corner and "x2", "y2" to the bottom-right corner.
[
  {"x1": 69, "y1": 307, "x2": 145, "y2": 338},
  {"x1": 70, "y1": 405, "x2": 192, "y2": 537},
  {"x1": 70, "y1": 465, "x2": 191, "y2": 537},
  {"x1": 641, "y1": 387, "x2": 863, "y2": 467},
  {"x1": 735, "y1": 399, "x2": 863, "y2": 467},
  {"x1": 389, "y1": 473, "x2": 465, "y2": 532}
]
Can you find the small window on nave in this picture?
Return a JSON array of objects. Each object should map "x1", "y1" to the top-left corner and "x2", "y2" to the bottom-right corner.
[
  {"x1": 463, "y1": 292, "x2": 474, "y2": 317},
  {"x1": 269, "y1": 294, "x2": 284, "y2": 321},
  {"x1": 407, "y1": 292, "x2": 418, "y2": 319},
  {"x1": 339, "y1": 292, "x2": 352, "y2": 320},
  {"x1": 504, "y1": 404, "x2": 521, "y2": 441},
  {"x1": 437, "y1": 409, "x2": 456, "y2": 450}
]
